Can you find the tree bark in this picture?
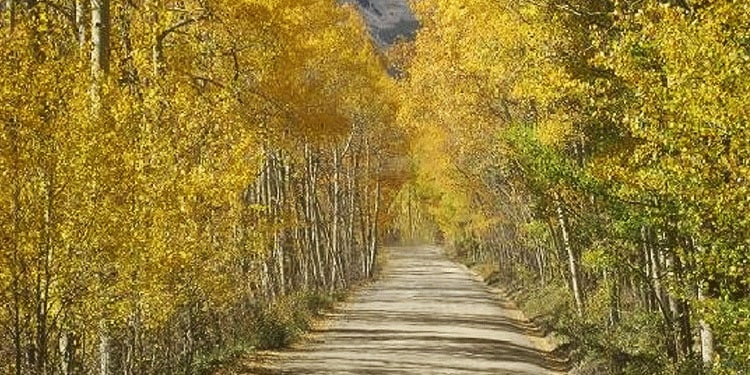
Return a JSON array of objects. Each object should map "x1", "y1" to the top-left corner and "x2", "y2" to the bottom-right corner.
[
  {"x1": 368, "y1": 181, "x2": 381, "y2": 277},
  {"x1": 645, "y1": 228, "x2": 678, "y2": 361},
  {"x1": 306, "y1": 144, "x2": 325, "y2": 290},
  {"x1": 331, "y1": 145, "x2": 341, "y2": 290},
  {"x1": 75, "y1": 0, "x2": 86, "y2": 47},
  {"x1": 90, "y1": 0, "x2": 110, "y2": 77},
  {"x1": 34, "y1": 154, "x2": 56, "y2": 375},
  {"x1": 99, "y1": 321, "x2": 110, "y2": 375},
  {"x1": 641, "y1": 227, "x2": 655, "y2": 312},
  {"x1": 58, "y1": 332, "x2": 75, "y2": 375},
  {"x1": 346, "y1": 150, "x2": 357, "y2": 279},
  {"x1": 362, "y1": 141, "x2": 372, "y2": 276},
  {"x1": 91, "y1": 2, "x2": 111, "y2": 367},
  {"x1": 604, "y1": 270, "x2": 620, "y2": 326},
  {"x1": 663, "y1": 240, "x2": 691, "y2": 360},
  {"x1": 9, "y1": 120, "x2": 22, "y2": 375},
  {"x1": 554, "y1": 192, "x2": 583, "y2": 316},
  {"x1": 5, "y1": 0, "x2": 14, "y2": 31},
  {"x1": 697, "y1": 284, "x2": 714, "y2": 367}
]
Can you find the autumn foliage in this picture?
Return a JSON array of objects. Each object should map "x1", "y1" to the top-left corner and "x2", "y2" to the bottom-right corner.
[
  {"x1": 0, "y1": 1, "x2": 407, "y2": 374},
  {"x1": 397, "y1": 0, "x2": 749, "y2": 373}
]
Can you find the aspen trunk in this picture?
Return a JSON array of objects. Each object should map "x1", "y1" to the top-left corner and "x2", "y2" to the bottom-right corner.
[
  {"x1": 666, "y1": 268, "x2": 683, "y2": 359},
  {"x1": 407, "y1": 186, "x2": 413, "y2": 243},
  {"x1": 368, "y1": 181, "x2": 381, "y2": 277},
  {"x1": 124, "y1": 313, "x2": 140, "y2": 375},
  {"x1": 281, "y1": 160, "x2": 291, "y2": 291},
  {"x1": 645, "y1": 228, "x2": 678, "y2": 361},
  {"x1": 331, "y1": 145, "x2": 341, "y2": 290},
  {"x1": 646, "y1": 227, "x2": 668, "y2": 316},
  {"x1": 535, "y1": 245, "x2": 546, "y2": 285},
  {"x1": 90, "y1": 2, "x2": 112, "y2": 373},
  {"x1": 10, "y1": 121, "x2": 22, "y2": 375},
  {"x1": 33, "y1": 159, "x2": 56, "y2": 375},
  {"x1": 99, "y1": 321, "x2": 110, "y2": 375},
  {"x1": 364, "y1": 140, "x2": 374, "y2": 276},
  {"x1": 345, "y1": 151, "x2": 357, "y2": 279},
  {"x1": 306, "y1": 144, "x2": 325, "y2": 289},
  {"x1": 91, "y1": 0, "x2": 110, "y2": 77},
  {"x1": 261, "y1": 259, "x2": 272, "y2": 300},
  {"x1": 118, "y1": 0, "x2": 137, "y2": 87},
  {"x1": 697, "y1": 285, "x2": 714, "y2": 366},
  {"x1": 5, "y1": 0, "x2": 14, "y2": 31},
  {"x1": 151, "y1": 8, "x2": 163, "y2": 76},
  {"x1": 271, "y1": 154, "x2": 286, "y2": 296},
  {"x1": 58, "y1": 332, "x2": 75, "y2": 375},
  {"x1": 298, "y1": 226, "x2": 310, "y2": 289},
  {"x1": 75, "y1": 0, "x2": 86, "y2": 47},
  {"x1": 554, "y1": 192, "x2": 583, "y2": 316},
  {"x1": 183, "y1": 306, "x2": 195, "y2": 375},
  {"x1": 692, "y1": 236, "x2": 715, "y2": 367},
  {"x1": 301, "y1": 144, "x2": 313, "y2": 287},
  {"x1": 651, "y1": 229, "x2": 680, "y2": 361},
  {"x1": 604, "y1": 270, "x2": 620, "y2": 326},
  {"x1": 641, "y1": 227, "x2": 655, "y2": 312},
  {"x1": 263, "y1": 155, "x2": 278, "y2": 298},
  {"x1": 662, "y1": 239, "x2": 691, "y2": 360}
]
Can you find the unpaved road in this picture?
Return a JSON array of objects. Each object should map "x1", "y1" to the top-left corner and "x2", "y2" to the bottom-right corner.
[{"x1": 245, "y1": 246, "x2": 566, "y2": 374}]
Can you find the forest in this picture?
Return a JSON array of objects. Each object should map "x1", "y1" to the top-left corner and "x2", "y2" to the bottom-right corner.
[
  {"x1": 1, "y1": 0, "x2": 748, "y2": 374},
  {"x1": 397, "y1": 0, "x2": 750, "y2": 374},
  {"x1": 1, "y1": 0, "x2": 408, "y2": 374}
]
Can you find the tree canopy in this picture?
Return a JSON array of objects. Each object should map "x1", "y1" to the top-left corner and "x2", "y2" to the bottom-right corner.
[{"x1": 396, "y1": 0, "x2": 749, "y2": 373}]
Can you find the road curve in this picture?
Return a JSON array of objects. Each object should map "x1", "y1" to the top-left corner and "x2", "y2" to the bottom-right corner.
[{"x1": 258, "y1": 246, "x2": 565, "y2": 374}]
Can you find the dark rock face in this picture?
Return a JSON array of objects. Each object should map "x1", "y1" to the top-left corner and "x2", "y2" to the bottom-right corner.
[{"x1": 348, "y1": 0, "x2": 419, "y2": 46}]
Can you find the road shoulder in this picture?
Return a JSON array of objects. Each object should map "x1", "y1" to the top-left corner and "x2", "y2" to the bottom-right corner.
[{"x1": 461, "y1": 262, "x2": 572, "y2": 373}]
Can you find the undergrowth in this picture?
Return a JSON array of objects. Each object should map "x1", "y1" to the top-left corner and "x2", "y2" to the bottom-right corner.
[
  {"x1": 463, "y1": 257, "x2": 715, "y2": 375},
  {"x1": 194, "y1": 291, "x2": 344, "y2": 374}
]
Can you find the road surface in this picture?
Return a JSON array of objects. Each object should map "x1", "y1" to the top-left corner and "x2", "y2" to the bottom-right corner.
[{"x1": 245, "y1": 245, "x2": 566, "y2": 374}]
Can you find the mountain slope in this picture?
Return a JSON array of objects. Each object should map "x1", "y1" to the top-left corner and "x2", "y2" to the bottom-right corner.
[{"x1": 350, "y1": 0, "x2": 419, "y2": 46}]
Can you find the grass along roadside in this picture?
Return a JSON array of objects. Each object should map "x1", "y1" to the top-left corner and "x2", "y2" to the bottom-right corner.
[
  {"x1": 456, "y1": 250, "x2": 693, "y2": 374},
  {"x1": 197, "y1": 290, "x2": 345, "y2": 375}
]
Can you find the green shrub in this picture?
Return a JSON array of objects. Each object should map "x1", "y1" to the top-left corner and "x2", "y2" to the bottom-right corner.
[
  {"x1": 522, "y1": 282, "x2": 572, "y2": 328},
  {"x1": 254, "y1": 296, "x2": 309, "y2": 350},
  {"x1": 194, "y1": 340, "x2": 255, "y2": 375},
  {"x1": 253, "y1": 291, "x2": 346, "y2": 350},
  {"x1": 303, "y1": 291, "x2": 338, "y2": 313}
]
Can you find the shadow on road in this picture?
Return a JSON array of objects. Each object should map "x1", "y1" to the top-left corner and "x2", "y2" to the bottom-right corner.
[{"x1": 231, "y1": 246, "x2": 570, "y2": 375}]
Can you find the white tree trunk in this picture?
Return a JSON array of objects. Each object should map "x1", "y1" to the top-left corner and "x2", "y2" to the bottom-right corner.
[
  {"x1": 368, "y1": 181, "x2": 381, "y2": 277},
  {"x1": 646, "y1": 228, "x2": 667, "y2": 315},
  {"x1": 5, "y1": 0, "x2": 14, "y2": 31},
  {"x1": 691, "y1": 237, "x2": 715, "y2": 366},
  {"x1": 347, "y1": 152, "x2": 356, "y2": 278},
  {"x1": 99, "y1": 321, "x2": 110, "y2": 375},
  {"x1": 332, "y1": 146, "x2": 340, "y2": 285},
  {"x1": 90, "y1": 0, "x2": 109, "y2": 77},
  {"x1": 554, "y1": 191, "x2": 583, "y2": 317},
  {"x1": 58, "y1": 332, "x2": 72, "y2": 375},
  {"x1": 75, "y1": 0, "x2": 86, "y2": 47},
  {"x1": 698, "y1": 285, "x2": 715, "y2": 366},
  {"x1": 91, "y1": 3, "x2": 111, "y2": 373}
]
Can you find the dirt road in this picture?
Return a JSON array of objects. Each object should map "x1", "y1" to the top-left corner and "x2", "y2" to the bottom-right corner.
[{"x1": 249, "y1": 246, "x2": 566, "y2": 374}]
